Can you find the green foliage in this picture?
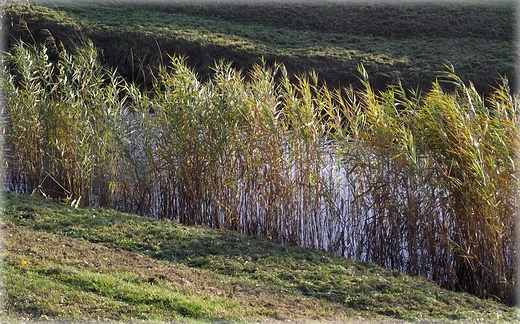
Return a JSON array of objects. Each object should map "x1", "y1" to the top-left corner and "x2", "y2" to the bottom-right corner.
[{"x1": 2, "y1": 39, "x2": 518, "y2": 305}]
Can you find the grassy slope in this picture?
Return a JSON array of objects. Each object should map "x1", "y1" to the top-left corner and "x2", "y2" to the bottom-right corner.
[
  {"x1": 5, "y1": 0, "x2": 516, "y2": 93},
  {"x1": 1, "y1": 191, "x2": 519, "y2": 323}
]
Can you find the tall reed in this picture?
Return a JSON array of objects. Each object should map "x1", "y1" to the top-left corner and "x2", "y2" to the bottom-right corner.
[
  {"x1": 2, "y1": 39, "x2": 127, "y2": 206},
  {"x1": 2, "y1": 40, "x2": 517, "y2": 303},
  {"x1": 332, "y1": 64, "x2": 518, "y2": 302}
]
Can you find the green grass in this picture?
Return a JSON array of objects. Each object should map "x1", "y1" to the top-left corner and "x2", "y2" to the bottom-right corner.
[
  {"x1": 4, "y1": 0, "x2": 516, "y2": 92},
  {"x1": 2, "y1": 191, "x2": 519, "y2": 323}
]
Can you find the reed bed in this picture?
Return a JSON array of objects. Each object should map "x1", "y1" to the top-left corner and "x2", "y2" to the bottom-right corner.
[
  {"x1": 2, "y1": 39, "x2": 127, "y2": 207},
  {"x1": 2, "y1": 40, "x2": 517, "y2": 304}
]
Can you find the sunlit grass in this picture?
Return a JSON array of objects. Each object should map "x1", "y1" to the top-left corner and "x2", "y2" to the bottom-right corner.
[{"x1": 2, "y1": 191, "x2": 518, "y2": 322}]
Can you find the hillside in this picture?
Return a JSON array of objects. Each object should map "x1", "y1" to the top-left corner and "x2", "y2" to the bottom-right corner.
[
  {"x1": 3, "y1": 0, "x2": 516, "y2": 93},
  {"x1": 1, "y1": 191, "x2": 518, "y2": 323}
]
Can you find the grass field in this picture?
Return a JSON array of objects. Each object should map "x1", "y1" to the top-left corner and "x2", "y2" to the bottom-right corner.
[
  {"x1": 2, "y1": 191, "x2": 519, "y2": 323},
  {"x1": 4, "y1": 0, "x2": 516, "y2": 93}
]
